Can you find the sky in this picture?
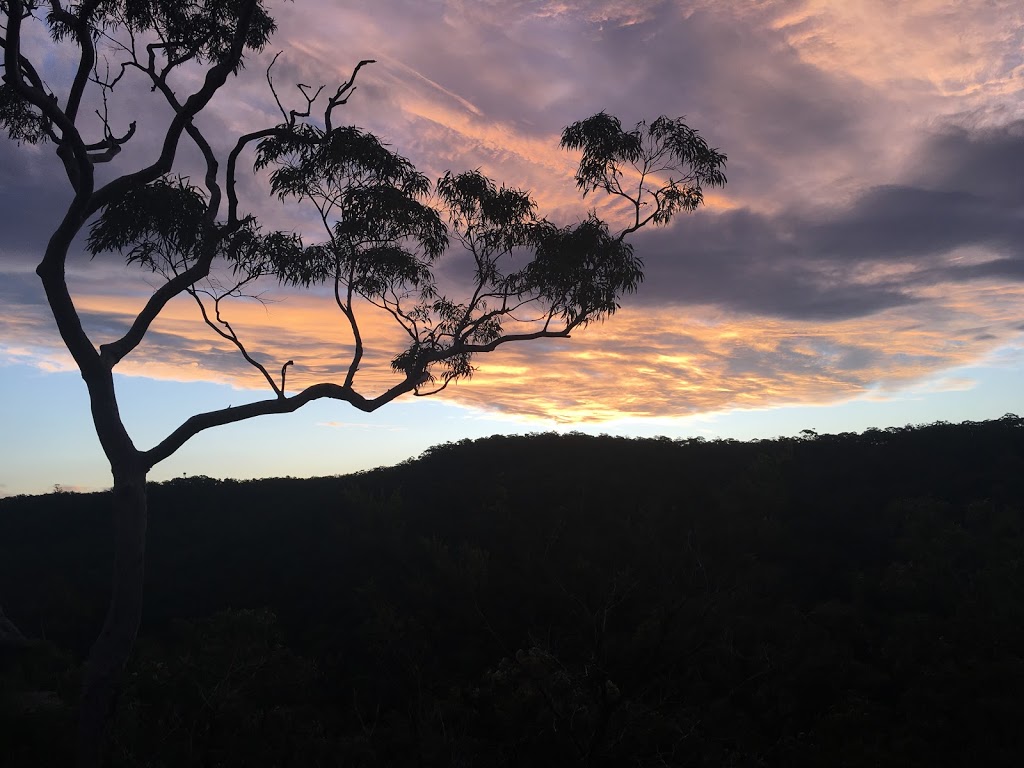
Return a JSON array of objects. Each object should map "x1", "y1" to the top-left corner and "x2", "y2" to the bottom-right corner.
[{"x1": 1, "y1": 0, "x2": 1023, "y2": 496}]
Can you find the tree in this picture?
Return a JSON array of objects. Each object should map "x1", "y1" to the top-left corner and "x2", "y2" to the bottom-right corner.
[{"x1": 0, "y1": 0, "x2": 726, "y2": 764}]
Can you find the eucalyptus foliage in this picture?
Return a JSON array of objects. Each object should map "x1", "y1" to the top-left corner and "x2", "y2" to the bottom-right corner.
[{"x1": 561, "y1": 111, "x2": 727, "y2": 234}]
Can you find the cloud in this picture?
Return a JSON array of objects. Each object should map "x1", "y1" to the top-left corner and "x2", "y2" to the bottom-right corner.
[
  {"x1": 625, "y1": 117, "x2": 1024, "y2": 324},
  {"x1": 2, "y1": 0, "x2": 1023, "y2": 431},
  {"x1": 436, "y1": 282, "x2": 1024, "y2": 421},
  {"x1": 760, "y1": 0, "x2": 1024, "y2": 101},
  {"x1": 5, "y1": 269, "x2": 1018, "y2": 426},
  {"x1": 0, "y1": 143, "x2": 75, "y2": 259}
]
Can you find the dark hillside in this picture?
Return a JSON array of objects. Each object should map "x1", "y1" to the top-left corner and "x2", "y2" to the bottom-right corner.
[{"x1": 2, "y1": 416, "x2": 1023, "y2": 766}]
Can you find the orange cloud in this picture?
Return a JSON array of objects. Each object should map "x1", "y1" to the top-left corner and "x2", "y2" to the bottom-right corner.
[
  {"x1": 430, "y1": 279, "x2": 1024, "y2": 422},
  {"x1": 6, "y1": 273, "x2": 1008, "y2": 426},
  {"x1": 701, "y1": 0, "x2": 1024, "y2": 112},
  {"x1": 69, "y1": 289, "x2": 416, "y2": 397}
]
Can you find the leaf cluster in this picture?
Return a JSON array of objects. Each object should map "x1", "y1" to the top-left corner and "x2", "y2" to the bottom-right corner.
[
  {"x1": 0, "y1": 83, "x2": 51, "y2": 145},
  {"x1": 256, "y1": 124, "x2": 446, "y2": 294},
  {"x1": 48, "y1": 0, "x2": 277, "y2": 70},
  {"x1": 85, "y1": 175, "x2": 300, "y2": 287},
  {"x1": 437, "y1": 169, "x2": 537, "y2": 260},
  {"x1": 519, "y1": 215, "x2": 641, "y2": 325},
  {"x1": 561, "y1": 111, "x2": 727, "y2": 230},
  {"x1": 86, "y1": 176, "x2": 210, "y2": 272}
]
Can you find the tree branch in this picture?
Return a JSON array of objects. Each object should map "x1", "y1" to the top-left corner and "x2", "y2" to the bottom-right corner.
[
  {"x1": 143, "y1": 314, "x2": 580, "y2": 468},
  {"x1": 226, "y1": 125, "x2": 296, "y2": 226},
  {"x1": 95, "y1": 2, "x2": 261, "y2": 366},
  {"x1": 48, "y1": 0, "x2": 98, "y2": 124},
  {"x1": 85, "y1": 0, "x2": 261, "y2": 220},
  {"x1": 4, "y1": 4, "x2": 100, "y2": 379},
  {"x1": 324, "y1": 58, "x2": 375, "y2": 134},
  {"x1": 188, "y1": 286, "x2": 283, "y2": 397},
  {"x1": 5, "y1": 2, "x2": 95, "y2": 200},
  {"x1": 99, "y1": 254, "x2": 217, "y2": 367},
  {"x1": 426, "y1": 326, "x2": 575, "y2": 363},
  {"x1": 141, "y1": 64, "x2": 224, "y2": 225},
  {"x1": 337, "y1": 273, "x2": 363, "y2": 388},
  {"x1": 143, "y1": 378, "x2": 420, "y2": 469}
]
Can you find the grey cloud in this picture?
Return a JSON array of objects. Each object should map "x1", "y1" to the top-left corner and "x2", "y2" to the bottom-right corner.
[
  {"x1": 0, "y1": 141, "x2": 75, "y2": 261},
  {"x1": 798, "y1": 122, "x2": 1024, "y2": 281},
  {"x1": 804, "y1": 119, "x2": 1024, "y2": 262},
  {"x1": 912, "y1": 121, "x2": 1024, "y2": 203},
  {"x1": 576, "y1": 7, "x2": 873, "y2": 201},
  {"x1": 720, "y1": 338, "x2": 877, "y2": 383},
  {"x1": 804, "y1": 185, "x2": 1011, "y2": 261},
  {"x1": 629, "y1": 209, "x2": 919, "y2": 321},
  {"x1": 0, "y1": 270, "x2": 44, "y2": 305},
  {"x1": 937, "y1": 258, "x2": 1024, "y2": 282},
  {"x1": 623, "y1": 119, "x2": 1024, "y2": 321}
]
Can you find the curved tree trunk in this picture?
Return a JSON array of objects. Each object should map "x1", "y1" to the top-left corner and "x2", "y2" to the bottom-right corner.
[{"x1": 76, "y1": 468, "x2": 148, "y2": 768}]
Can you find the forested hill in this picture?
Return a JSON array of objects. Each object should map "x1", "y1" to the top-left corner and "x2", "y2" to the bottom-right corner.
[{"x1": 2, "y1": 416, "x2": 1024, "y2": 766}]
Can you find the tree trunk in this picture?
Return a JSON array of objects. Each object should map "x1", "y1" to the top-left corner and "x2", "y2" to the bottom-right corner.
[{"x1": 76, "y1": 468, "x2": 148, "y2": 768}]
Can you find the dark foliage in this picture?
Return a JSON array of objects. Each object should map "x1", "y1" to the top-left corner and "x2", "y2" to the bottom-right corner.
[
  {"x1": 560, "y1": 112, "x2": 727, "y2": 233},
  {"x1": 2, "y1": 415, "x2": 1023, "y2": 766}
]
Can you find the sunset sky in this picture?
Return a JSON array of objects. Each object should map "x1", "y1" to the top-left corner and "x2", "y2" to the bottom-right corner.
[{"x1": 2, "y1": 0, "x2": 1023, "y2": 496}]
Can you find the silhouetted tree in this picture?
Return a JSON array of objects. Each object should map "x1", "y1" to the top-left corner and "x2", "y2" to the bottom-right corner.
[{"x1": 0, "y1": 1, "x2": 726, "y2": 763}]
